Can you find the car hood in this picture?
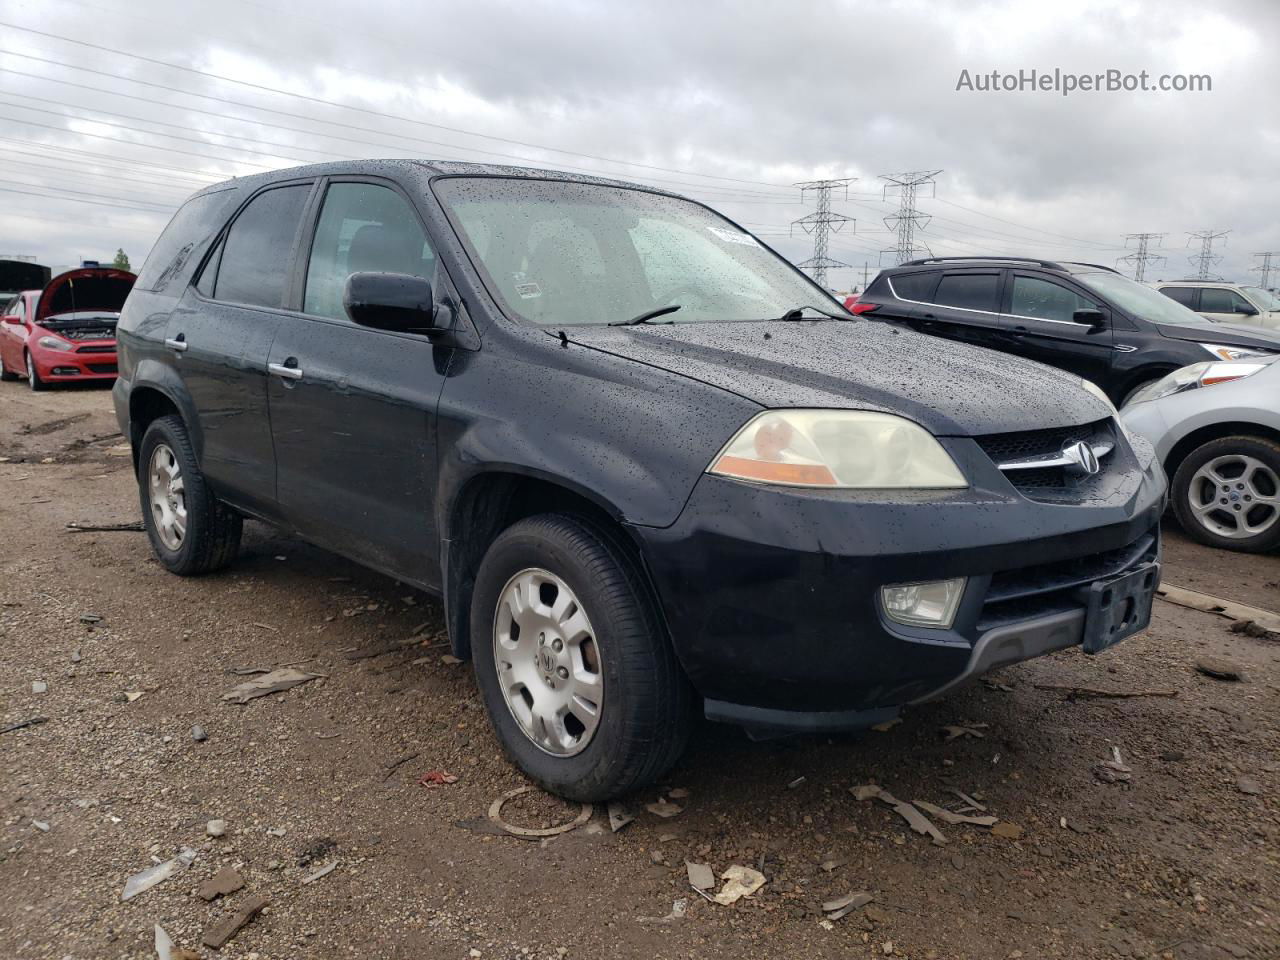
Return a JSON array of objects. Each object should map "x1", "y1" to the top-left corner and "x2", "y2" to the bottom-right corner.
[
  {"x1": 1157, "y1": 321, "x2": 1280, "y2": 349},
  {"x1": 564, "y1": 320, "x2": 1110, "y2": 437}
]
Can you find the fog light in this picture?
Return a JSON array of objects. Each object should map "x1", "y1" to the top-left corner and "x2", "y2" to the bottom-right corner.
[
  {"x1": 881, "y1": 578, "x2": 966, "y2": 628},
  {"x1": 52, "y1": 367, "x2": 79, "y2": 376}
]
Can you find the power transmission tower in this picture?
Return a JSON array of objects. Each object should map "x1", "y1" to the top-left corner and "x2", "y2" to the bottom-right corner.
[
  {"x1": 1252, "y1": 252, "x2": 1279, "y2": 290},
  {"x1": 1116, "y1": 233, "x2": 1166, "y2": 282},
  {"x1": 791, "y1": 178, "x2": 856, "y2": 288},
  {"x1": 880, "y1": 170, "x2": 941, "y2": 265},
  {"x1": 1186, "y1": 229, "x2": 1230, "y2": 280}
]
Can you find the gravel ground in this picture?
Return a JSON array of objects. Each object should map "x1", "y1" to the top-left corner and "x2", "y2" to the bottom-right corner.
[{"x1": 1, "y1": 382, "x2": 1277, "y2": 960}]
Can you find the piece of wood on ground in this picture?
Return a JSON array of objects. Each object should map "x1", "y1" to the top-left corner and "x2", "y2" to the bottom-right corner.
[
  {"x1": 886, "y1": 799, "x2": 947, "y2": 845},
  {"x1": 949, "y1": 789, "x2": 987, "y2": 812},
  {"x1": 196, "y1": 865, "x2": 244, "y2": 902},
  {"x1": 201, "y1": 893, "x2": 268, "y2": 949},
  {"x1": 221, "y1": 669, "x2": 321, "y2": 704},
  {"x1": 822, "y1": 891, "x2": 875, "y2": 920},
  {"x1": 686, "y1": 861, "x2": 715, "y2": 891},
  {"x1": 913, "y1": 800, "x2": 998, "y2": 827},
  {"x1": 1156, "y1": 584, "x2": 1280, "y2": 635}
]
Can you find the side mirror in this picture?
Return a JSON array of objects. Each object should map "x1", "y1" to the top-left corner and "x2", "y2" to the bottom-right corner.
[
  {"x1": 343, "y1": 272, "x2": 439, "y2": 334},
  {"x1": 1073, "y1": 307, "x2": 1107, "y2": 332},
  {"x1": 1, "y1": 315, "x2": 20, "y2": 325},
  {"x1": 1234, "y1": 302, "x2": 1259, "y2": 316}
]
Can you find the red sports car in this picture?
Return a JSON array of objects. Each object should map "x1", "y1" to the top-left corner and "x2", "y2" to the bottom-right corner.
[{"x1": 0, "y1": 266, "x2": 135, "y2": 390}]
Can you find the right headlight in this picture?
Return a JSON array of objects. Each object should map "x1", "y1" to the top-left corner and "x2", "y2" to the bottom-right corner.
[
  {"x1": 707, "y1": 409, "x2": 967, "y2": 489},
  {"x1": 1125, "y1": 360, "x2": 1269, "y2": 406},
  {"x1": 1199, "y1": 343, "x2": 1274, "y2": 362}
]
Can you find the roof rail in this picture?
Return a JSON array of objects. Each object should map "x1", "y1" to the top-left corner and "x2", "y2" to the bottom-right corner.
[
  {"x1": 899, "y1": 255, "x2": 1068, "y2": 270},
  {"x1": 1069, "y1": 262, "x2": 1121, "y2": 274}
]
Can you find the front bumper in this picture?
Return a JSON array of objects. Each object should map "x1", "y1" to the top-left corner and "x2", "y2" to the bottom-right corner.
[
  {"x1": 632, "y1": 435, "x2": 1166, "y2": 733},
  {"x1": 30, "y1": 343, "x2": 118, "y2": 381}
]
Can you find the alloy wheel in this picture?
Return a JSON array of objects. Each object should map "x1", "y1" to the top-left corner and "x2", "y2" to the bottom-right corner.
[
  {"x1": 147, "y1": 442, "x2": 188, "y2": 551},
  {"x1": 492, "y1": 567, "x2": 604, "y2": 757},
  {"x1": 1187, "y1": 453, "x2": 1279, "y2": 539}
]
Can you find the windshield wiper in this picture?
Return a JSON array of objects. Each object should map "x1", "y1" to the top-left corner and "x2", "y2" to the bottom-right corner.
[
  {"x1": 776, "y1": 304, "x2": 850, "y2": 321},
  {"x1": 609, "y1": 304, "x2": 682, "y2": 326}
]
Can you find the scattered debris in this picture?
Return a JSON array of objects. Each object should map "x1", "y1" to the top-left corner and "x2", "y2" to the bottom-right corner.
[
  {"x1": 871, "y1": 717, "x2": 902, "y2": 732},
  {"x1": 70, "y1": 648, "x2": 82, "y2": 663},
  {"x1": 120, "y1": 847, "x2": 197, "y2": 901},
  {"x1": 1033, "y1": 683, "x2": 1178, "y2": 699},
  {"x1": 852, "y1": 784, "x2": 947, "y2": 844},
  {"x1": 125, "y1": 691, "x2": 144, "y2": 702},
  {"x1": 31, "y1": 680, "x2": 47, "y2": 694},
  {"x1": 196, "y1": 866, "x2": 244, "y2": 902},
  {"x1": 913, "y1": 800, "x2": 998, "y2": 827},
  {"x1": 850, "y1": 784, "x2": 884, "y2": 802},
  {"x1": 941, "y1": 724, "x2": 987, "y2": 740},
  {"x1": 990, "y1": 822, "x2": 1024, "y2": 840},
  {"x1": 79, "y1": 613, "x2": 102, "y2": 624},
  {"x1": 645, "y1": 799, "x2": 683, "y2": 818},
  {"x1": 418, "y1": 769, "x2": 458, "y2": 788},
  {"x1": 201, "y1": 892, "x2": 268, "y2": 950},
  {"x1": 787, "y1": 776, "x2": 807, "y2": 789},
  {"x1": 226, "y1": 666, "x2": 270, "y2": 676},
  {"x1": 819, "y1": 854, "x2": 847, "y2": 873},
  {"x1": 607, "y1": 802, "x2": 635, "y2": 833},
  {"x1": 154, "y1": 923, "x2": 174, "y2": 960},
  {"x1": 1157, "y1": 584, "x2": 1280, "y2": 635},
  {"x1": 191, "y1": 725, "x2": 208, "y2": 742},
  {"x1": 1230, "y1": 619, "x2": 1272, "y2": 638},
  {"x1": 301, "y1": 861, "x2": 338, "y2": 885},
  {"x1": 66, "y1": 520, "x2": 145, "y2": 533},
  {"x1": 686, "y1": 861, "x2": 716, "y2": 891},
  {"x1": 1196, "y1": 658, "x2": 1246, "y2": 682},
  {"x1": 1237, "y1": 777, "x2": 1263, "y2": 796},
  {"x1": 440, "y1": 654, "x2": 463, "y2": 665},
  {"x1": 712, "y1": 864, "x2": 767, "y2": 905},
  {"x1": 32, "y1": 819, "x2": 49, "y2": 832},
  {"x1": 250, "y1": 622, "x2": 278, "y2": 632},
  {"x1": 1093, "y1": 746, "x2": 1133, "y2": 784},
  {"x1": 667, "y1": 787, "x2": 689, "y2": 799},
  {"x1": 383, "y1": 751, "x2": 421, "y2": 781},
  {"x1": 206, "y1": 819, "x2": 227, "y2": 838},
  {"x1": 487, "y1": 785, "x2": 593, "y2": 839},
  {"x1": 344, "y1": 639, "x2": 418, "y2": 660},
  {"x1": 949, "y1": 789, "x2": 987, "y2": 812},
  {"x1": 822, "y1": 891, "x2": 874, "y2": 921},
  {"x1": 983, "y1": 679, "x2": 1015, "y2": 692},
  {"x1": 297, "y1": 838, "x2": 336, "y2": 867},
  {"x1": 638, "y1": 897, "x2": 688, "y2": 924},
  {"x1": 221, "y1": 668, "x2": 321, "y2": 704}
]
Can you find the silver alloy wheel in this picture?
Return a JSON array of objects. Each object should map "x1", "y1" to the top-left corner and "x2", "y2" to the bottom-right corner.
[
  {"x1": 25, "y1": 352, "x2": 35, "y2": 388},
  {"x1": 1187, "y1": 453, "x2": 1279, "y2": 539},
  {"x1": 492, "y1": 567, "x2": 603, "y2": 757},
  {"x1": 147, "y1": 443, "x2": 188, "y2": 551}
]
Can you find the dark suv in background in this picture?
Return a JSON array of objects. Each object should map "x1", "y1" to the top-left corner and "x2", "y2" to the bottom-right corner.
[
  {"x1": 853, "y1": 257, "x2": 1280, "y2": 405},
  {"x1": 115, "y1": 163, "x2": 1165, "y2": 800}
]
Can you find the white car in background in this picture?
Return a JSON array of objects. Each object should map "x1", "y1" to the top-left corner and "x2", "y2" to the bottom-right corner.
[
  {"x1": 1154, "y1": 280, "x2": 1280, "y2": 330},
  {"x1": 1122, "y1": 356, "x2": 1280, "y2": 553}
]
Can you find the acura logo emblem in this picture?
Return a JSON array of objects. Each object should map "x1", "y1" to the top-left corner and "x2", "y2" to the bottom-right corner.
[{"x1": 1062, "y1": 440, "x2": 1100, "y2": 476}]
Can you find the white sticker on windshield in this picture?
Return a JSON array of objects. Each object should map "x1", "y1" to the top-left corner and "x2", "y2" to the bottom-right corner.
[
  {"x1": 707, "y1": 226, "x2": 761, "y2": 247},
  {"x1": 514, "y1": 281, "x2": 542, "y2": 299}
]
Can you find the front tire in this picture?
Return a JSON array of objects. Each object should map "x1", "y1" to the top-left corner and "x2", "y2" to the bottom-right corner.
[
  {"x1": 25, "y1": 352, "x2": 46, "y2": 391},
  {"x1": 1171, "y1": 436, "x2": 1280, "y2": 553},
  {"x1": 137, "y1": 415, "x2": 243, "y2": 575},
  {"x1": 470, "y1": 513, "x2": 693, "y2": 801}
]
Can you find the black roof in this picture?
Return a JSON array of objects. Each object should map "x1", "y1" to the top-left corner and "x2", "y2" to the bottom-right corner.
[
  {"x1": 891, "y1": 256, "x2": 1119, "y2": 275},
  {"x1": 189, "y1": 159, "x2": 678, "y2": 201}
]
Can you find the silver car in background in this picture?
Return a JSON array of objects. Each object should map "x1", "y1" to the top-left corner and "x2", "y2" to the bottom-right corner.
[{"x1": 1122, "y1": 357, "x2": 1280, "y2": 552}]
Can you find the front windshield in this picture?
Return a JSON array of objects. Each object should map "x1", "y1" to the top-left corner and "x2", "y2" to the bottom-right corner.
[
  {"x1": 434, "y1": 177, "x2": 833, "y2": 326},
  {"x1": 1075, "y1": 271, "x2": 1213, "y2": 326},
  {"x1": 1243, "y1": 286, "x2": 1280, "y2": 311}
]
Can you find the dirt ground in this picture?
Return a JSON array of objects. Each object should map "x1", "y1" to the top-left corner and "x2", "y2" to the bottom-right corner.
[{"x1": 1, "y1": 382, "x2": 1277, "y2": 960}]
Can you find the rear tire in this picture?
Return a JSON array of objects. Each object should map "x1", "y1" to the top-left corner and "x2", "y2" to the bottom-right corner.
[
  {"x1": 137, "y1": 415, "x2": 242, "y2": 575},
  {"x1": 470, "y1": 513, "x2": 693, "y2": 801},
  {"x1": 1171, "y1": 435, "x2": 1280, "y2": 553}
]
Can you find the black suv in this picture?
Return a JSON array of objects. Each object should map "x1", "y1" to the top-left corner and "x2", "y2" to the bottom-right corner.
[
  {"x1": 115, "y1": 162, "x2": 1165, "y2": 800},
  {"x1": 854, "y1": 257, "x2": 1280, "y2": 404}
]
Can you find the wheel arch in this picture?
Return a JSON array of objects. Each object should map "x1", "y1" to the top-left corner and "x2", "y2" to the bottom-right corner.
[
  {"x1": 125, "y1": 361, "x2": 202, "y2": 471},
  {"x1": 440, "y1": 470, "x2": 657, "y2": 661},
  {"x1": 1165, "y1": 421, "x2": 1280, "y2": 481}
]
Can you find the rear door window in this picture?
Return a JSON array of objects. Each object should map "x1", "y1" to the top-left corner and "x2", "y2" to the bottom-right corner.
[
  {"x1": 303, "y1": 182, "x2": 435, "y2": 321},
  {"x1": 933, "y1": 272, "x2": 1000, "y2": 312},
  {"x1": 1008, "y1": 275, "x2": 1095, "y2": 323},
  {"x1": 1158, "y1": 286, "x2": 1197, "y2": 308},
  {"x1": 208, "y1": 184, "x2": 312, "y2": 309},
  {"x1": 1198, "y1": 288, "x2": 1251, "y2": 313}
]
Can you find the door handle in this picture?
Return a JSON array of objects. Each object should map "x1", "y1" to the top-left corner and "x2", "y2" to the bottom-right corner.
[
  {"x1": 164, "y1": 334, "x2": 187, "y2": 353},
  {"x1": 268, "y1": 360, "x2": 303, "y2": 381}
]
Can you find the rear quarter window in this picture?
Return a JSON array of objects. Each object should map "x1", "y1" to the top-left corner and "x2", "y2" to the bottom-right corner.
[
  {"x1": 887, "y1": 271, "x2": 939, "y2": 301},
  {"x1": 133, "y1": 188, "x2": 241, "y2": 293}
]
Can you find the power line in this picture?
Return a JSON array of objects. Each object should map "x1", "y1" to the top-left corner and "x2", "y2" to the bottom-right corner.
[
  {"x1": 1117, "y1": 232, "x2": 1166, "y2": 282},
  {"x1": 0, "y1": 21, "x2": 798, "y2": 191},
  {"x1": 791, "y1": 178, "x2": 855, "y2": 288},
  {"x1": 880, "y1": 170, "x2": 940, "y2": 264},
  {"x1": 0, "y1": 184, "x2": 176, "y2": 214},
  {"x1": 932, "y1": 197, "x2": 1111, "y2": 247},
  {"x1": 1252, "y1": 252, "x2": 1279, "y2": 290},
  {"x1": 1186, "y1": 229, "x2": 1230, "y2": 280},
  {"x1": 0, "y1": 135, "x2": 222, "y2": 182}
]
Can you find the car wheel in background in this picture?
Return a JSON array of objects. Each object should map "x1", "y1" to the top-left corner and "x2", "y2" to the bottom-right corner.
[
  {"x1": 25, "y1": 352, "x2": 46, "y2": 391},
  {"x1": 137, "y1": 414, "x2": 243, "y2": 575},
  {"x1": 470, "y1": 513, "x2": 693, "y2": 801},
  {"x1": 1171, "y1": 435, "x2": 1280, "y2": 553}
]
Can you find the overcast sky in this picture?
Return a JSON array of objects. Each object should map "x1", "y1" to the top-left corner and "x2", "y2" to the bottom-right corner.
[{"x1": 0, "y1": 0, "x2": 1276, "y2": 288}]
